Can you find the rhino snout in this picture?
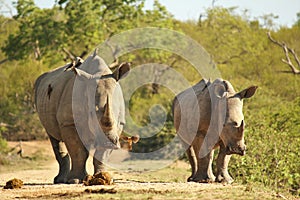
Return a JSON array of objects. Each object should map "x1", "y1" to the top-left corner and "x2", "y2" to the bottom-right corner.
[
  {"x1": 103, "y1": 134, "x2": 121, "y2": 149},
  {"x1": 239, "y1": 146, "x2": 246, "y2": 156},
  {"x1": 111, "y1": 136, "x2": 121, "y2": 149},
  {"x1": 115, "y1": 139, "x2": 121, "y2": 149}
]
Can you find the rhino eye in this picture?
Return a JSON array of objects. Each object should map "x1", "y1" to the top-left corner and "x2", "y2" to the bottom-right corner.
[{"x1": 232, "y1": 121, "x2": 239, "y2": 127}]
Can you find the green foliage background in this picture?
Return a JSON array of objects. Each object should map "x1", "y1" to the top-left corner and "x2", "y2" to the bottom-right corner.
[{"x1": 0, "y1": 1, "x2": 299, "y2": 196}]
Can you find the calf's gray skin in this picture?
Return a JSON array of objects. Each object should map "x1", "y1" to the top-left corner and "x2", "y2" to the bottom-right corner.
[
  {"x1": 34, "y1": 50, "x2": 130, "y2": 184},
  {"x1": 173, "y1": 79, "x2": 257, "y2": 183}
]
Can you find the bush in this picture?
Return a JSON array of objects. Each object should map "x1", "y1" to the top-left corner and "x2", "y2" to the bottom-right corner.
[
  {"x1": 0, "y1": 134, "x2": 8, "y2": 165},
  {"x1": 0, "y1": 134, "x2": 8, "y2": 152},
  {"x1": 230, "y1": 97, "x2": 300, "y2": 196}
]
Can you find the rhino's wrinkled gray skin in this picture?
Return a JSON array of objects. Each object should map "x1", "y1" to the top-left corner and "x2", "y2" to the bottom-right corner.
[
  {"x1": 34, "y1": 50, "x2": 130, "y2": 184},
  {"x1": 173, "y1": 79, "x2": 257, "y2": 183}
]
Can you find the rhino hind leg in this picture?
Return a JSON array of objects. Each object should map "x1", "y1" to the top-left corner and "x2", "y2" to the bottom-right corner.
[
  {"x1": 186, "y1": 146, "x2": 197, "y2": 182},
  {"x1": 190, "y1": 136, "x2": 212, "y2": 183},
  {"x1": 216, "y1": 143, "x2": 234, "y2": 184},
  {"x1": 188, "y1": 147, "x2": 216, "y2": 183},
  {"x1": 60, "y1": 126, "x2": 89, "y2": 184},
  {"x1": 49, "y1": 135, "x2": 70, "y2": 184}
]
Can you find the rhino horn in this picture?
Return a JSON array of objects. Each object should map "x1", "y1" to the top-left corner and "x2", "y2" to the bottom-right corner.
[
  {"x1": 239, "y1": 120, "x2": 245, "y2": 133},
  {"x1": 101, "y1": 96, "x2": 114, "y2": 130}
]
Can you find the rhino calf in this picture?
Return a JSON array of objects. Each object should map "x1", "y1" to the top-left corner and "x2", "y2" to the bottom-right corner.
[
  {"x1": 120, "y1": 135, "x2": 140, "y2": 151},
  {"x1": 173, "y1": 79, "x2": 257, "y2": 183}
]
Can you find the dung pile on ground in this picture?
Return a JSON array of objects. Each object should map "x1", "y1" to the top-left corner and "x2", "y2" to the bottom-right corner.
[
  {"x1": 85, "y1": 188, "x2": 117, "y2": 194},
  {"x1": 83, "y1": 172, "x2": 113, "y2": 186},
  {"x1": 4, "y1": 178, "x2": 23, "y2": 189}
]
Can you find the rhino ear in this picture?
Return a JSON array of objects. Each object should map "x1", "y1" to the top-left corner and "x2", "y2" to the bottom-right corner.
[
  {"x1": 214, "y1": 83, "x2": 228, "y2": 99},
  {"x1": 237, "y1": 86, "x2": 258, "y2": 99},
  {"x1": 93, "y1": 48, "x2": 99, "y2": 57},
  {"x1": 113, "y1": 62, "x2": 131, "y2": 81}
]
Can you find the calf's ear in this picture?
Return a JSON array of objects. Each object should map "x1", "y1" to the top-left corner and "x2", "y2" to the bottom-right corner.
[
  {"x1": 120, "y1": 135, "x2": 129, "y2": 141},
  {"x1": 237, "y1": 86, "x2": 258, "y2": 99},
  {"x1": 132, "y1": 135, "x2": 140, "y2": 143},
  {"x1": 113, "y1": 62, "x2": 131, "y2": 81}
]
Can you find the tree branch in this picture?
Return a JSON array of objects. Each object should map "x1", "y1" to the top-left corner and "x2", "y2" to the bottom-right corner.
[
  {"x1": 216, "y1": 50, "x2": 247, "y2": 65},
  {"x1": 151, "y1": 59, "x2": 177, "y2": 94},
  {"x1": 62, "y1": 47, "x2": 76, "y2": 61},
  {"x1": 267, "y1": 32, "x2": 300, "y2": 74},
  {"x1": 104, "y1": 39, "x2": 120, "y2": 69},
  {"x1": 0, "y1": 58, "x2": 9, "y2": 65},
  {"x1": 0, "y1": 0, "x2": 15, "y2": 18},
  {"x1": 289, "y1": 48, "x2": 300, "y2": 67}
]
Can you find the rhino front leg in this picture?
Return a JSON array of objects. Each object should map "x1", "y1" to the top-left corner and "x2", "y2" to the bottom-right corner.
[
  {"x1": 61, "y1": 126, "x2": 89, "y2": 184},
  {"x1": 93, "y1": 147, "x2": 112, "y2": 175},
  {"x1": 49, "y1": 135, "x2": 70, "y2": 184},
  {"x1": 186, "y1": 146, "x2": 197, "y2": 182},
  {"x1": 207, "y1": 149, "x2": 216, "y2": 182},
  {"x1": 216, "y1": 143, "x2": 233, "y2": 184}
]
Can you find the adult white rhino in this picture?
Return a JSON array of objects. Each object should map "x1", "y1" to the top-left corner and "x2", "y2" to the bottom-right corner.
[
  {"x1": 34, "y1": 50, "x2": 130, "y2": 184},
  {"x1": 173, "y1": 79, "x2": 257, "y2": 183}
]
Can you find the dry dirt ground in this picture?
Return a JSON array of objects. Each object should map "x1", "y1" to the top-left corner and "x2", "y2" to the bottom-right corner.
[{"x1": 0, "y1": 141, "x2": 294, "y2": 200}]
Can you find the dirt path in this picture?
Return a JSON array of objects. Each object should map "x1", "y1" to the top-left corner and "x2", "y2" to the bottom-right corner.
[{"x1": 0, "y1": 141, "x2": 287, "y2": 200}]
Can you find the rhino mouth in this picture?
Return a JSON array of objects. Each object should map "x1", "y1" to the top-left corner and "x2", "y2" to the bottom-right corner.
[
  {"x1": 226, "y1": 146, "x2": 246, "y2": 156},
  {"x1": 101, "y1": 135, "x2": 121, "y2": 150}
]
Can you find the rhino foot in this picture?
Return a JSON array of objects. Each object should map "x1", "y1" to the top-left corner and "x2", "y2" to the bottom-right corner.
[
  {"x1": 208, "y1": 173, "x2": 216, "y2": 183},
  {"x1": 188, "y1": 177, "x2": 214, "y2": 183},
  {"x1": 197, "y1": 178, "x2": 213, "y2": 183},
  {"x1": 67, "y1": 178, "x2": 81, "y2": 184},
  {"x1": 187, "y1": 176, "x2": 194, "y2": 182},
  {"x1": 190, "y1": 174, "x2": 213, "y2": 183},
  {"x1": 66, "y1": 170, "x2": 88, "y2": 184},
  {"x1": 54, "y1": 176, "x2": 66, "y2": 184},
  {"x1": 216, "y1": 174, "x2": 234, "y2": 184}
]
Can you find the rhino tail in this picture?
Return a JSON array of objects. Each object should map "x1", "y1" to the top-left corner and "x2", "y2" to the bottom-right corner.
[{"x1": 47, "y1": 84, "x2": 53, "y2": 99}]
